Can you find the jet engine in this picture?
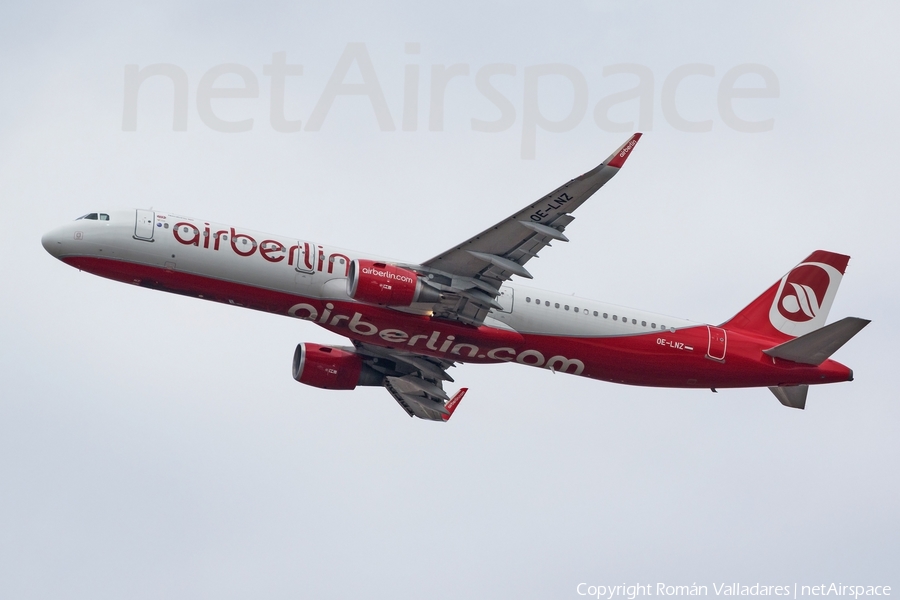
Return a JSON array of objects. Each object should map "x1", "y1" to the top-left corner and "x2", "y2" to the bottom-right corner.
[
  {"x1": 347, "y1": 259, "x2": 441, "y2": 307},
  {"x1": 292, "y1": 343, "x2": 383, "y2": 390}
]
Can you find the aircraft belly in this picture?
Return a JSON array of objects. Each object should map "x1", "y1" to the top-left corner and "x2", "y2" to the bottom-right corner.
[{"x1": 516, "y1": 329, "x2": 851, "y2": 388}]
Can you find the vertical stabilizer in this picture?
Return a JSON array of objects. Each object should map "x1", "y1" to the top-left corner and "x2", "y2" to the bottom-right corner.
[{"x1": 723, "y1": 251, "x2": 850, "y2": 342}]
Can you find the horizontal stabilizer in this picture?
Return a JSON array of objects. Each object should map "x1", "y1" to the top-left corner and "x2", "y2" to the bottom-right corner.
[
  {"x1": 763, "y1": 317, "x2": 870, "y2": 366},
  {"x1": 769, "y1": 385, "x2": 809, "y2": 410}
]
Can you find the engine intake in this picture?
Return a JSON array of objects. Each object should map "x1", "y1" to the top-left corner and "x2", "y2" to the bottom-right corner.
[
  {"x1": 292, "y1": 343, "x2": 383, "y2": 390},
  {"x1": 347, "y1": 259, "x2": 440, "y2": 307}
]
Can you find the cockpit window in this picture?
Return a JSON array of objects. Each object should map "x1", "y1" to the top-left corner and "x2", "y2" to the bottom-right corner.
[{"x1": 75, "y1": 213, "x2": 109, "y2": 221}]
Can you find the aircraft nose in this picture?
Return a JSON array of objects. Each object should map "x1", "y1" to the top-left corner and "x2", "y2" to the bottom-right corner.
[{"x1": 41, "y1": 228, "x2": 64, "y2": 258}]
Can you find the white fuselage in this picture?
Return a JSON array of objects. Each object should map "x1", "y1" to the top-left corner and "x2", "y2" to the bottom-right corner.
[{"x1": 42, "y1": 208, "x2": 695, "y2": 338}]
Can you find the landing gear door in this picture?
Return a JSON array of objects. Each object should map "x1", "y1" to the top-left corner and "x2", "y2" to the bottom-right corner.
[
  {"x1": 134, "y1": 209, "x2": 155, "y2": 241},
  {"x1": 294, "y1": 241, "x2": 316, "y2": 274}
]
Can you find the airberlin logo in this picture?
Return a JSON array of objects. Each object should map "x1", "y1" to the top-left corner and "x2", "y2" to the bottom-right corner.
[
  {"x1": 768, "y1": 261, "x2": 842, "y2": 336},
  {"x1": 362, "y1": 266, "x2": 414, "y2": 284},
  {"x1": 775, "y1": 264, "x2": 830, "y2": 323}
]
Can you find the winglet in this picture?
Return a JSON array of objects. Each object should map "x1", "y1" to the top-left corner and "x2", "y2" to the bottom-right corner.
[
  {"x1": 441, "y1": 388, "x2": 468, "y2": 421},
  {"x1": 604, "y1": 133, "x2": 642, "y2": 169}
]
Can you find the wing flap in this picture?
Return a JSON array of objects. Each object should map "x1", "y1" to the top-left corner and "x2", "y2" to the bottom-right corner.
[
  {"x1": 383, "y1": 376, "x2": 467, "y2": 422},
  {"x1": 353, "y1": 342, "x2": 467, "y2": 422}
]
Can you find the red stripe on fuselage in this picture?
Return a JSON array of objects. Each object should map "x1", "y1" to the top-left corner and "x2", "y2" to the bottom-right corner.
[{"x1": 63, "y1": 255, "x2": 853, "y2": 389}]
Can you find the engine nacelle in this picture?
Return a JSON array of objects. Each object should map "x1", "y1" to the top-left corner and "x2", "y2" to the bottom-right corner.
[
  {"x1": 292, "y1": 343, "x2": 383, "y2": 390},
  {"x1": 347, "y1": 259, "x2": 441, "y2": 307}
]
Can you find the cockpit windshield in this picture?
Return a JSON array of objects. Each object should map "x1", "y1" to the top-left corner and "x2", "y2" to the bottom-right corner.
[{"x1": 76, "y1": 213, "x2": 110, "y2": 221}]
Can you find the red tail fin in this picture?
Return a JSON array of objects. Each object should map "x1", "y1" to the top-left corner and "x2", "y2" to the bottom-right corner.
[{"x1": 722, "y1": 251, "x2": 850, "y2": 342}]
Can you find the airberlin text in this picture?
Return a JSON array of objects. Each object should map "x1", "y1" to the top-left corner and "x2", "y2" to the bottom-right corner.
[
  {"x1": 288, "y1": 301, "x2": 585, "y2": 374},
  {"x1": 169, "y1": 218, "x2": 349, "y2": 275},
  {"x1": 616, "y1": 137, "x2": 638, "y2": 161},
  {"x1": 575, "y1": 584, "x2": 891, "y2": 600},
  {"x1": 361, "y1": 265, "x2": 414, "y2": 283},
  {"x1": 168, "y1": 217, "x2": 585, "y2": 373}
]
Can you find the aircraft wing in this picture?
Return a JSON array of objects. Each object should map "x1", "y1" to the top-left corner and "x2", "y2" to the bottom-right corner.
[
  {"x1": 352, "y1": 341, "x2": 468, "y2": 421},
  {"x1": 408, "y1": 133, "x2": 642, "y2": 326}
]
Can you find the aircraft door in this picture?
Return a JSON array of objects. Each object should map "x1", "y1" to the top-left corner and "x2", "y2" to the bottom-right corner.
[
  {"x1": 134, "y1": 209, "x2": 155, "y2": 241},
  {"x1": 706, "y1": 325, "x2": 727, "y2": 361},
  {"x1": 497, "y1": 286, "x2": 514, "y2": 313},
  {"x1": 294, "y1": 241, "x2": 316, "y2": 274}
]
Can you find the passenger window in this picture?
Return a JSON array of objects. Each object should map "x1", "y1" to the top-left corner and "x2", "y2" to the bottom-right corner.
[
  {"x1": 603, "y1": 313, "x2": 608, "y2": 318},
  {"x1": 555, "y1": 303, "x2": 560, "y2": 309},
  {"x1": 652, "y1": 323, "x2": 657, "y2": 328},
  {"x1": 526, "y1": 297, "x2": 531, "y2": 303},
  {"x1": 613, "y1": 315, "x2": 617, "y2": 321},
  {"x1": 545, "y1": 301, "x2": 549, "y2": 306},
  {"x1": 564, "y1": 305, "x2": 569, "y2": 311},
  {"x1": 574, "y1": 307, "x2": 578, "y2": 313},
  {"x1": 632, "y1": 319, "x2": 637, "y2": 325},
  {"x1": 593, "y1": 311, "x2": 598, "y2": 316},
  {"x1": 642, "y1": 321, "x2": 646, "y2": 326}
]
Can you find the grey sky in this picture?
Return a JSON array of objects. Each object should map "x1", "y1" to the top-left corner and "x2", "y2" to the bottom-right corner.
[{"x1": 1, "y1": 1, "x2": 897, "y2": 598}]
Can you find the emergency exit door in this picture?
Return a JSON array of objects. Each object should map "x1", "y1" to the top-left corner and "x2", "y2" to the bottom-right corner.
[
  {"x1": 706, "y1": 326, "x2": 727, "y2": 361},
  {"x1": 134, "y1": 209, "x2": 155, "y2": 241}
]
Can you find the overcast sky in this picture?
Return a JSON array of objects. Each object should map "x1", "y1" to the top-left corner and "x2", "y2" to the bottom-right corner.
[{"x1": 1, "y1": 1, "x2": 898, "y2": 598}]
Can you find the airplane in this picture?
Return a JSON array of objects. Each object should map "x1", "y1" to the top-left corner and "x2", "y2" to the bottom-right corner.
[{"x1": 41, "y1": 133, "x2": 869, "y2": 421}]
